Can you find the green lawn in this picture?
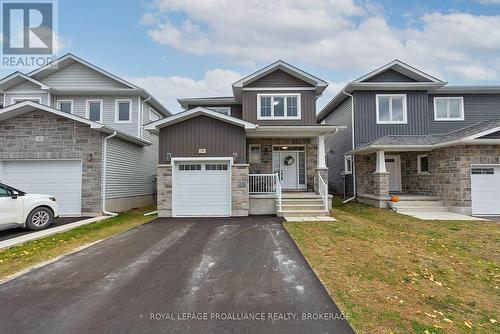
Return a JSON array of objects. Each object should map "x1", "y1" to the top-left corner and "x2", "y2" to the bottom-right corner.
[
  {"x1": 0, "y1": 207, "x2": 155, "y2": 281},
  {"x1": 285, "y1": 199, "x2": 499, "y2": 334}
]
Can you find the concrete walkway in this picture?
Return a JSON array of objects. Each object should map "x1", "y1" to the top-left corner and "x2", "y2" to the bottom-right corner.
[{"x1": 398, "y1": 211, "x2": 485, "y2": 221}]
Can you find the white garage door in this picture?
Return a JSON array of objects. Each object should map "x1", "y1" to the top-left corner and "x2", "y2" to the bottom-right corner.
[
  {"x1": 471, "y1": 165, "x2": 500, "y2": 215},
  {"x1": 0, "y1": 160, "x2": 82, "y2": 215},
  {"x1": 172, "y1": 160, "x2": 231, "y2": 217}
]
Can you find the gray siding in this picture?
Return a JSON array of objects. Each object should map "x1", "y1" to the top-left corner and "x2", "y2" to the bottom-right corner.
[
  {"x1": 4, "y1": 92, "x2": 48, "y2": 106},
  {"x1": 480, "y1": 131, "x2": 500, "y2": 139},
  {"x1": 242, "y1": 90, "x2": 316, "y2": 125},
  {"x1": 105, "y1": 137, "x2": 157, "y2": 199},
  {"x1": 324, "y1": 97, "x2": 353, "y2": 195},
  {"x1": 6, "y1": 80, "x2": 42, "y2": 91},
  {"x1": 364, "y1": 69, "x2": 419, "y2": 82},
  {"x1": 53, "y1": 95, "x2": 140, "y2": 136},
  {"x1": 354, "y1": 91, "x2": 429, "y2": 147},
  {"x1": 40, "y1": 62, "x2": 130, "y2": 89},
  {"x1": 246, "y1": 69, "x2": 313, "y2": 87},
  {"x1": 428, "y1": 94, "x2": 500, "y2": 134},
  {"x1": 159, "y1": 115, "x2": 246, "y2": 163}
]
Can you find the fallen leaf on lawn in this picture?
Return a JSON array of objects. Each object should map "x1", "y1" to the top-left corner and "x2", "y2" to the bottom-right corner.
[
  {"x1": 435, "y1": 281, "x2": 443, "y2": 286},
  {"x1": 443, "y1": 318, "x2": 453, "y2": 323},
  {"x1": 464, "y1": 321, "x2": 472, "y2": 328},
  {"x1": 425, "y1": 312, "x2": 437, "y2": 318},
  {"x1": 490, "y1": 319, "x2": 497, "y2": 324},
  {"x1": 424, "y1": 330, "x2": 431, "y2": 334}
]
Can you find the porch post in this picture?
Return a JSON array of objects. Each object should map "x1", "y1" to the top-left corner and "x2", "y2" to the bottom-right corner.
[
  {"x1": 317, "y1": 135, "x2": 326, "y2": 168},
  {"x1": 375, "y1": 150, "x2": 387, "y2": 173}
]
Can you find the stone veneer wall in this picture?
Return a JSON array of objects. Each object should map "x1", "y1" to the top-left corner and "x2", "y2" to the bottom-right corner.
[
  {"x1": 0, "y1": 111, "x2": 103, "y2": 215},
  {"x1": 157, "y1": 165, "x2": 172, "y2": 217},
  {"x1": 356, "y1": 145, "x2": 500, "y2": 212},
  {"x1": 231, "y1": 164, "x2": 249, "y2": 216},
  {"x1": 246, "y1": 138, "x2": 318, "y2": 192}
]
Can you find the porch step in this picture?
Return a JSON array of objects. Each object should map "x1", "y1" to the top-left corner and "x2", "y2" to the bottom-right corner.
[
  {"x1": 282, "y1": 192, "x2": 322, "y2": 199},
  {"x1": 280, "y1": 198, "x2": 325, "y2": 204},
  {"x1": 397, "y1": 201, "x2": 445, "y2": 207},
  {"x1": 277, "y1": 210, "x2": 330, "y2": 217},
  {"x1": 281, "y1": 204, "x2": 327, "y2": 211},
  {"x1": 393, "y1": 195, "x2": 441, "y2": 201}
]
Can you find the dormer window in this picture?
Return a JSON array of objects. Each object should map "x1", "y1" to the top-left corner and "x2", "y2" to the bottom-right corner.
[{"x1": 257, "y1": 94, "x2": 301, "y2": 120}]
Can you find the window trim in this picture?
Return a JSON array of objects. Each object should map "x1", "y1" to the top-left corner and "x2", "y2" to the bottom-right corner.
[
  {"x1": 249, "y1": 144, "x2": 261, "y2": 163},
  {"x1": 433, "y1": 96, "x2": 464, "y2": 121},
  {"x1": 257, "y1": 93, "x2": 301, "y2": 120},
  {"x1": 56, "y1": 99, "x2": 74, "y2": 114},
  {"x1": 417, "y1": 154, "x2": 430, "y2": 174},
  {"x1": 86, "y1": 99, "x2": 103, "y2": 123},
  {"x1": 376, "y1": 94, "x2": 407, "y2": 124},
  {"x1": 115, "y1": 99, "x2": 132, "y2": 123},
  {"x1": 344, "y1": 155, "x2": 353, "y2": 175}
]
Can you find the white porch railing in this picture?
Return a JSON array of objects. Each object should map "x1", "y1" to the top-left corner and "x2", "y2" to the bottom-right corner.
[
  {"x1": 318, "y1": 172, "x2": 328, "y2": 211},
  {"x1": 249, "y1": 173, "x2": 282, "y2": 211}
]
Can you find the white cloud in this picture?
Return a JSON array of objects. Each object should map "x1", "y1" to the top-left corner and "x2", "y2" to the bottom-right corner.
[
  {"x1": 476, "y1": 0, "x2": 500, "y2": 4},
  {"x1": 143, "y1": 0, "x2": 500, "y2": 83},
  {"x1": 125, "y1": 68, "x2": 241, "y2": 113}
]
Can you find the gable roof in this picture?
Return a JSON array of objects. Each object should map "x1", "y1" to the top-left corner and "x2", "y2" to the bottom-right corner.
[
  {"x1": 0, "y1": 72, "x2": 50, "y2": 91},
  {"x1": 354, "y1": 119, "x2": 500, "y2": 153},
  {"x1": 144, "y1": 106, "x2": 257, "y2": 133},
  {"x1": 0, "y1": 101, "x2": 151, "y2": 146},
  {"x1": 232, "y1": 60, "x2": 328, "y2": 101},
  {"x1": 354, "y1": 60, "x2": 444, "y2": 83}
]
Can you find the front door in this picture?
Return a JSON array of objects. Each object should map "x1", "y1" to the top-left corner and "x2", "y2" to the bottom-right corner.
[
  {"x1": 385, "y1": 155, "x2": 402, "y2": 192},
  {"x1": 281, "y1": 152, "x2": 298, "y2": 189}
]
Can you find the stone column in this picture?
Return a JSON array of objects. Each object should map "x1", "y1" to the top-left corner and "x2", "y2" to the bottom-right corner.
[
  {"x1": 231, "y1": 164, "x2": 249, "y2": 216},
  {"x1": 373, "y1": 172, "x2": 390, "y2": 198},
  {"x1": 157, "y1": 165, "x2": 172, "y2": 217}
]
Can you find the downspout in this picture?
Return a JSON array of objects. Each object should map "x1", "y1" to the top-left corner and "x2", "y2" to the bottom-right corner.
[
  {"x1": 342, "y1": 90, "x2": 357, "y2": 204},
  {"x1": 140, "y1": 93, "x2": 153, "y2": 139},
  {"x1": 102, "y1": 131, "x2": 118, "y2": 216}
]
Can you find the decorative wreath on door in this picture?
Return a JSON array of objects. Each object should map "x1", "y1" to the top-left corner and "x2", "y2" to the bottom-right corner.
[{"x1": 284, "y1": 155, "x2": 295, "y2": 166}]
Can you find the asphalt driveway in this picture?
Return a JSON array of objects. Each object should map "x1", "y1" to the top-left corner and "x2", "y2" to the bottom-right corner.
[{"x1": 0, "y1": 217, "x2": 353, "y2": 334}]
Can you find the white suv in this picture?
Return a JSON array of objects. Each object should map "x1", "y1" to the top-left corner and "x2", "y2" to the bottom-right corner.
[{"x1": 0, "y1": 183, "x2": 59, "y2": 231}]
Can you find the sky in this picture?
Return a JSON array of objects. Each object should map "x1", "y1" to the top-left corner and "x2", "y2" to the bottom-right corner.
[{"x1": 1, "y1": 0, "x2": 500, "y2": 113}]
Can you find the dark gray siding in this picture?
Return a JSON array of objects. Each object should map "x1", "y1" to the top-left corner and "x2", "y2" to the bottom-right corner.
[
  {"x1": 364, "y1": 69, "x2": 419, "y2": 82},
  {"x1": 158, "y1": 115, "x2": 246, "y2": 163},
  {"x1": 480, "y1": 131, "x2": 500, "y2": 139},
  {"x1": 428, "y1": 94, "x2": 500, "y2": 134},
  {"x1": 324, "y1": 97, "x2": 353, "y2": 195},
  {"x1": 353, "y1": 90, "x2": 429, "y2": 147},
  {"x1": 187, "y1": 104, "x2": 243, "y2": 120},
  {"x1": 246, "y1": 69, "x2": 313, "y2": 87},
  {"x1": 242, "y1": 90, "x2": 316, "y2": 125}
]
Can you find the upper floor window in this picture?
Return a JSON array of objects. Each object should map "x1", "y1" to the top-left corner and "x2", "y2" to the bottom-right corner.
[
  {"x1": 115, "y1": 100, "x2": 131, "y2": 123},
  {"x1": 433, "y1": 97, "x2": 464, "y2": 121},
  {"x1": 57, "y1": 100, "x2": 73, "y2": 114},
  {"x1": 87, "y1": 100, "x2": 102, "y2": 122},
  {"x1": 376, "y1": 94, "x2": 407, "y2": 124},
  {"x1": 208, "y1": 106, "x2": 231, "y2": 116},
  {"x1": 257, "y1": 94, "x2": 301, "y2": 120}
]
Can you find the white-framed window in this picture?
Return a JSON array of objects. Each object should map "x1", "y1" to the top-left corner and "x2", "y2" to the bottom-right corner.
[
  {"x1": 433, "y1": 97, "x2": 464, "y2": 121},
  {"x1": 249, "y1": 144, "x2": 261, "y2": 163},
  {"x1": 257, "y1": 94, "x2": 301, "y2": 120},
  {"x1": 417, "y1": 154, "x2": 429, "y2": 174},
  {"x1": 148, "y1": 108, "x2": 161, "y2": 122},
  {"x1": 115, "y1": 99, "x2": 132, "y2": 123},
  {"x1": 13, "y1": 97, "x2": 41, "y2": 104},
  {"x1": 376, "y1": 94, "x2": 407, "y2": 124},
  {"x1": 57, "y1": 100, "x2": 73, "y2": 114},
  {"x1": 208, "y1": 106, "x2": 231, "y2": 116},
  {"x1": 344, "y1": 155, "x2": 353, "y2": 174},
  {"x1": 86, "y1": 100, "x2": 103, "y2": 122}
]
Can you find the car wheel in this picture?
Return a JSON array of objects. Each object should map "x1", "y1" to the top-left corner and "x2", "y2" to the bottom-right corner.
[{"x1": 26, "y1": 207, "x2": 54, "y2": 231}]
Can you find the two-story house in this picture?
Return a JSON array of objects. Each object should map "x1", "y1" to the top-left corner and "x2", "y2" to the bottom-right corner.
[
  {"x1": 318, "y1": 60, "x2": 500, "y2": 217},
  {"x1": 146, "y1": 61, "x2": 342, "y2": 217},
  {"x1": 0, "y1": 54, "x2": 170, "y2": 216}
]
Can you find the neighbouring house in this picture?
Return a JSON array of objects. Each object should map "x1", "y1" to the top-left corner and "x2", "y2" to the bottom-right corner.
[
  {"x1": 317, "y1": 60, "x2": 500, "y2": 216},
  {"x1": 146, "y1": 61, "x2": 343, "y2": 217},
  {"x1": 0, "y1": 54, "x2": 170, "y2": 216}
]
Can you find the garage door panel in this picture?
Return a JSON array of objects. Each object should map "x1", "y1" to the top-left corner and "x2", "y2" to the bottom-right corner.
[
  {"x1": 173, "y1": 161, "x2": 231, "y2": 217},
  {"x1": 0, "y1": 160, "x2": 82, "y2": 215},
  {"x1": 471, "y1": 166, "x2": 500, "y2": 215}
]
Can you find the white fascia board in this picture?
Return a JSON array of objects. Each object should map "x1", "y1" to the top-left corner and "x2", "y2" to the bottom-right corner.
[
  {"x1": 354, "y1": 139, "x2": 500, "y2": 154},
  {"x1": 354, "y1": 60, "x2": 444, "y2": 83},
  {"x1": 246, "y1": 125, "x2": 345, "y2": 138},
  {"x1": 463, "y1": 126, "x2": 500, "y2": 140},
  {"x1": 0, "y1": 72, "x2": 51, "y2": 91},
  {"x1": 144, "y1": 107, "x2": 257, "y2": 132}
]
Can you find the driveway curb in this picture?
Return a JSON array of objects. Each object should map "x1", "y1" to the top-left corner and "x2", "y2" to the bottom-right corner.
[{"x1": 0, "y1": 216, "x2": 110, "y2": 250}]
